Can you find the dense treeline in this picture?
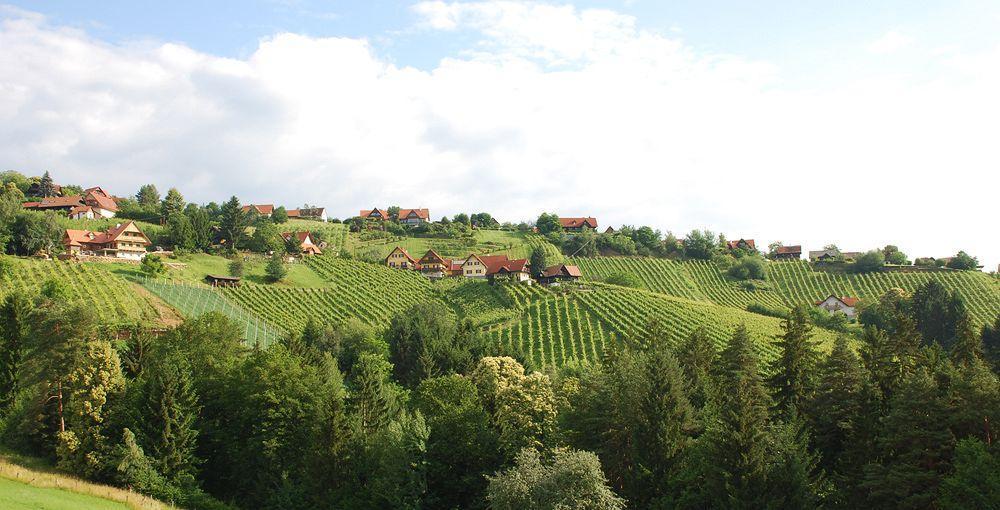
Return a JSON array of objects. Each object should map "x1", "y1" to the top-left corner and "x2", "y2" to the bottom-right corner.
[{"x1": 1, "y1": 279, "x2": 998, "y2": 509}]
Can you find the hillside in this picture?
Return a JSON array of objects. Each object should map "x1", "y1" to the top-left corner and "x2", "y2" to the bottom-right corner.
[
  {"x1": 0, "y1": 258, "x2": 159, "y2": 325},
  {"x1": 572, "y1": 257, "x2": 1000, "y2": 326},
  {"x1": 348, "y1": 229, "x2": 563, "y2": 263}
]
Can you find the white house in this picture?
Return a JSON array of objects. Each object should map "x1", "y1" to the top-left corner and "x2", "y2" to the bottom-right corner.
[{"x1": 815, "y1": 295, "x2": 860, "y2": 319}]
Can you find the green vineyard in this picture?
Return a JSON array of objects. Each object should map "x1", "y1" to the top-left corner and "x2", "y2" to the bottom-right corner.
[
  {"x1": 572, "y1": 257, "x2": 1000, "y2": 326},
  {"x1": 140, "y1": 279, "x2": 281, "y2": 347},
  {"x1": 0, "y1": 258, "x2": 156, "y2": 324},
  {"x1": 224, "y1": 256, "x2": 443, "y2": 332},
  {"x1": 767, "y1": 261, "x2": 1000, "y2": 326}
]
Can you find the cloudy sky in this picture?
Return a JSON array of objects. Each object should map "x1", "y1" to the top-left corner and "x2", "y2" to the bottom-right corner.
[{"x1": 1, "y1": 1, "x2": 998, "y2": 269}]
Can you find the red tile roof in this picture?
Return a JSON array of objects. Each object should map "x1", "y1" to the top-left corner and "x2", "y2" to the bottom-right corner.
[
  {"x1": 361, "y1": 208, "x2": 390, "y2": 219},
  {"x1": 242, "y1": 204, "x2": 274, "y2": 215},
  {"x1": 559, "y1": 217, "x2": 598, "y2": 229},
  {"x1": 815, "y1": 295, "x2": 860, "y2": 307},
  {"x1": 63, "y1": 221, "x2": 150, "y2": 248},
  {"x1": 776, "y1": 245, "x2": 802, "y2": 254},
  {"x1": 727, "y1": 239, "x2": 756, "y2": 250},
  {"x1": 398, "y1": 208, "x2": 430, "y2": 220},
  {"x1": 386, "y1": 246, "x2": 417, "y2": 264},
  {"x1": 85, "y1": 190, "x2": 119, "y2": 212},
  {"x1": 542, "y1": 264, "x2": 582, "y2": 278},
  {"x1": 29, "y1": 195, "x2": 85, "y2": 208}
]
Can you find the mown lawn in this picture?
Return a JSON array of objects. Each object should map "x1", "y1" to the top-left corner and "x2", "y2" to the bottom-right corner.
[
  {"x1": 0, "y1": 477, "x2": 132, "y2": 510},
  {"x1": 106, "y1": 252, "x2": 331, "y2": 288}
]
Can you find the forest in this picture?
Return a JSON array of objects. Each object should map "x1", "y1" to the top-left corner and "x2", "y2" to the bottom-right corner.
[{"x1": 0, "y1": 276, "x2": 998, "y2": 509}]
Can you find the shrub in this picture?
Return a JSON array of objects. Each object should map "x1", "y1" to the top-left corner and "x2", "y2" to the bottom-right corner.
[
  {"x1": 852, "y1": 250, "x2": 885, "y2": 273},
  {"x1": 604, "y1": 271, "x2": 640, "y2": 288},
  {"x1": 228, "y1": 257, "x2": 244, "y2": 277},
  {"x1": 140, "y1": 254, "x2": 167, "y2": 277},
  {"x1": 946, "y1": 251, "x2": 979, "y2": 270},
  {"x1": 727, "y1": 256, "x2": 766, "y2": 280},
  {"x1": 265, "y1": 253, "x2": 287, "y2": 283}
]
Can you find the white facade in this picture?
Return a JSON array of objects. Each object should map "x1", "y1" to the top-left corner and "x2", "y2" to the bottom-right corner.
[{"x1": 816, "y1": 296, "x2": 856, "y2": 318}]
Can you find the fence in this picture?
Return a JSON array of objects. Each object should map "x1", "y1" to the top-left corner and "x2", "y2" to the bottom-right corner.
[{"x1": 138, "y1": 277, "x2": 282, "y2": 347}]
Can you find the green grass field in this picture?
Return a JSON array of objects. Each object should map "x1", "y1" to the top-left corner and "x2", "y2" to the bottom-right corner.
[
  {"x1": 0, "y1": 477, "x2": 132, "y2": 510},
  {"x1": 348, "y1": 229, "x2": 563, "y2": 263},
  {"x1": 108, "y1": 252, "x2": 330, "y2": 288}
]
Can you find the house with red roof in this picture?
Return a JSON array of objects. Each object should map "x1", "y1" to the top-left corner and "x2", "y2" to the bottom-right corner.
[
  {"x1": 538, "y1": 264, "x2": 583, "y2": 285},
  {"x1": 460, "y1": 254, "x2": 531, "y2": 282},
  {"x1": 242, "y1": 204, "x2": 274, "y2": 217},
  {"x1": 398, "y1": 208, "x2": 430, "y2": 225},
  {"x1": 24, "y1": 187, "x2": 119, "y2": 219},
  {"x1": 559, "y1": 217, "x2": 598, "y2": 232},
  {"x1": 815, "y1": 295, "x2": 860, "y2": 319},
  {"x1": 281, "y1": 231, "x2": 322, "y2": 255},
  {"x1": 726, "y1": 239, "x2": 757, "y2": 252},
  {"x1": 62, "y1": 221, "x2": 150, "y2": 260},
  {"x1": 286, "y1": 207, "x2": 327, "y2": 222},
  {"x1": 417, "y1": 249, "x2": 457, "y2": 278},
  {"x1": 773, "y1": 245, "x2": 802, "y2": 260}
]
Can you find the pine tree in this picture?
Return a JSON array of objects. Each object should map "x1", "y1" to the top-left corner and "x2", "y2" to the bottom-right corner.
[
  {"x1": 862, "y1": 369, "x2": 955, "y2": 509},
  {"x1": 160, "y1": 188, "x2": 185, "y2": 221},
  {"x1": 219, "y1": 196, "x2": 248, "y2": 251},
  {"x1": 351, "y1": 353, "x2": 397, "y2": 434},
  {"x1": 768, "y1": 304, "x2": 819, "y2": 420},
  {"x1": 38, "y1": 170, "x2": 55, "y2": 197},
  {"x1": 770, "y1": 413, "x2": 827, "y2": 509},
  {"x1": 141, "y1": 351, "x2": 201, "y2": 486},
  {"x1": 265, "y1": 252, "x2": 287, "y2": 283},
  {"x1": 949, "y1": 314, "x2": 984, "y2": 367},
  {"x1": 676, "y1": 326, "x2": 716, "y2": 411},
  {"x1": 807, "y1": 337, "x2": 865, "y2": 473},
  {"x1": 0, "y1": 293, "x2": 31, "y2": 409},
  {"x1": 698, "y1": 324, "x2": 774, "y2": 509},
  {"x1": 636, "y1": 337, "x2": 697, "y2": 507},
  {"x1": 136, "y1": 184, "x2": 160, "y2": 207}
]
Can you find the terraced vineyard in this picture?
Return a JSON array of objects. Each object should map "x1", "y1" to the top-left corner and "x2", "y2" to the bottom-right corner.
[
  {"x1": 349, "y1": 230, "x2": 561, "y2": 263},
  {"x1": 768, "y1": 261, "x2": 1000, "y2": 326},
  {"x1": 223, "y1": 256, "x2": 442, "y2": 332},
  {"x1": 487, "y1": 292, "x2": 613, "y2": 367},
  {"x1": 437, "y1": 278, "x2": 522, "y2": 328},
  {"x1": 140, "y1": 280, "x2": 281, "y2": 347},
  {"x1": 0, "y1": 258, "x2": 156, "y2": 324}
]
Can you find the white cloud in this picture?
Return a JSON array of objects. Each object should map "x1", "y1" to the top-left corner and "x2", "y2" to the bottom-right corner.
[
  {"x1": 868, "y1": 30, "x2": 913, "y2": 54},
  {"x1": 0, "y1": 4, "x2": 998, "y2": 270}
]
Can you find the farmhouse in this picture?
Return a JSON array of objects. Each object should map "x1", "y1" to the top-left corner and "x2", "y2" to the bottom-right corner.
[
  {"x1": 386, "y1": 246, "x2": 418, "y2": 269},
  {"x1": 773, "y1": 245, "x2": 802, "y2": 260},
  {"x1": 205, "y1": 275, "x2": 241, "y2": 287},
  {"x1": 604, "y1": 226, "x2": 615, "y2": 234},
  {"x1": 62, "y1": 221, "x2": 150, "y2": 260},
  {"x1": 809, "y1": 249, "x2": 839, "y2": 262},
  {"x1": 360, "y1": 208, "x2": 390, "y2": 221},
  {"x1": 417, "y1": 249, "x2": 455, "y2": 278},
  {"x1": 538, "y1": 264, "x2": 582, "y2": 285},
  {"x1": 281, "y1": 231, "x2": 322, "y2": 255},
  {"x1": 815, "y1": 295, "x2": 859, "y2": 319},
  {"x1": 24, "y1": 187, "x2": 119, "y2": 218},
  {"x1": 398, "y1": 208, "x2": 430, "y2": 225},
  {"x1": 242, "y1": 204, "x2": 274, "y2": 217},
  {"x1": 726, "y1": 239, "x2": 757, "y2": 252},
  {"x1": 559, "y1": 217, "x2": 598, "y2": 232},
  {"x1": 286, "y1": 207, "x2": 327, "y2": 222},
  {"x1": 459, "y1": 254, "x2": 531, "y2": 282}
]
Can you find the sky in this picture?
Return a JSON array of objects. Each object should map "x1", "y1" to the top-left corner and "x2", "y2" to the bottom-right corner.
[{"x1": 1, "y1": 1, "x2": 998, "y2": 270}]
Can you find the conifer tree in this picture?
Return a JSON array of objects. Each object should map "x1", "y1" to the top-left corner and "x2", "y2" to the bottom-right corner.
[
  {"x1": 218, "y1": 196, "x2": 248, "y2": 251},
  {"x1": 808, "y1": 337, "x2": 865, "y2": 473},
  {"x1": 141, "y1": 350, "x2": 201, "y2": 486},
  {"x1": 862, "y1": 369, "x2": 955, "y2": 509},
  {"x1": 697, "y1": 324, "x2": 774, "y2": 509},
  {"x1": 160, "y1": 188, "x2": 185, "y2": 221},
  {"x1": 0, "y1": 293, "x2": 31, "y2": 409},
  {"x1": 676, "y1": 326, "x2": 716, "y2": 411},
  {"x1": 769, "y1": 304, "x2": 819, "y2": 420},
  {"x1": 38, "y1": 170, "x2": 55, "y2": 197},
  {"x1": 351, "y1": 353, "x2": 397, "y2": 434},
  {"x1": 949, "y1": 314, "x2": 984, "y2": 367}
]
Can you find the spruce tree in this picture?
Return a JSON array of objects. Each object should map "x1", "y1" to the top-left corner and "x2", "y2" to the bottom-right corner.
[
  {"x1": 768, "y1": 304, "x2": 819, "y2": 420},
  {"x1": 160, "y1": 188, "x2": 185, "y2": 221},
  {"x1": 862, "y1": 369, "x2": 955, "y2": 509},
  {"x1": 676, "y1": 326, "x2": 716, "y2": 411},
  {"x1": 351, "y1": 353, "x2": 397, "y2": 434},
  {"x1": 142, "y1": 351, "x2": 201, "y2": 487},
  {"x1": 699, "y1": 324, "x2": 773, "y2": 509},
  {"x1": 0, "y1": 293, "x2": 31, "y2": 409},
  {"x1": 38, "y1": 170, "x2": 55, "y2": 197},
  {"x1": 265, "y1": 253, "x2": 287, "y2": 283},
  {"x1": 219, "y1": 196, "x2": 248, "y2": 251},
  {"x1": 949, "y1": 314, "x2": 984, "y2": 367},
  {"x1": 808, "y1": 337, "x2": 865, "y2": 473}
]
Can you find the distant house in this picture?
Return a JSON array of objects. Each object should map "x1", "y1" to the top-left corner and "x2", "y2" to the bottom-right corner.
[
  {"x1": 62, "y1": 221, "x2": 150, "y2": 260},
  {"x1": 286, "y1": 207, "x2": 327, "y2": 222},
  {"x1": 726, "y1": 239, "x2": 757, "y2": 252},
  {"x1": 815, "y1": 295, "x2": 859, "y2": 319},
  {"x1": 24, "y1": 187, "x2": 118, "y2": 218},
  {"x1": 386, "y1": 246, "x2": 418, "y2": 269},
  {"x1": 398, "y1": 209, "x2": 430, "y2": 225},
  {"x1": 459, "y1": 254, "x2": 531, "y2": 282},
  {"x1": 205, "y1": 275, "x2": 241, "y2": 287},
  {"x1": 26, "y1": 182, "x2": 62, "y2": 197},
  {"x1": 773, "y1": 245, "x2": 802, "y2": 260},
  {"x1": 809, "y1": 249, "x2": 840, "y2": 262},
  {"x1": 418, "y1": 249, "x2": 455, "y2": 278},
  {"x1": 537, "y1": 264, "x2": 582, "y2": 285},
  {"x1": 242, "y1": 204, "x2": 274, "y2": 217},
  {"x1": 281, "y1": 231, "x2": 322, "y2": 255},
  {"x1": 559, "y1": 217, "x2": 598, "y2": 232},
  {"x1": 604, "y1": 226, "x2": 615, "y2": 234},
  {"x1": 360, "y1": 208, "x2": 391, "y2": 221}
]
